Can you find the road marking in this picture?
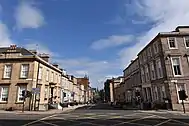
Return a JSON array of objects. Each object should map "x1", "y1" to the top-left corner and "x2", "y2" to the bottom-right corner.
[
  {"x1": 172, "y1": 119, "x2": 189, "y2": 125},
  {"x1": 51, "y1": 117, "x2": 65, "y2": 120},
  {"x1": 40, "y1": 121, "x2": 59, "y2": 126},
  {"x1": 87, "y1": 104, "x2": 95, "y2": 109},
  {"x1": 148, "y1": 113, "x2": 189, "y2": 126},
  {"x1": 128, "y1": 115, "x2": 156, "y2": 123},
  {"x1": 112, "y1": 115, "x2": 156, "y2": 126},
  {"x1": 154, "y1": 119, "x2": 172, "y2": 126},
  {"x1": 123, "y1": 122, "x2": 151, "y2": 126},
  {"x1": 21, "y1": 105, "x2": 85, "y2": 126},
  {"x1": 69, "y1": 121, "x2": 104, "y2": 126},
  {"x1": 21, "y1": 114, "x2": 57, "y2": 126}
]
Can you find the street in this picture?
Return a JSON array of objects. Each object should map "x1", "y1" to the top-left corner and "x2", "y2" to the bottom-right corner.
[{"x1": 0, "y1": 103, "x2": 189, "y2": 126}]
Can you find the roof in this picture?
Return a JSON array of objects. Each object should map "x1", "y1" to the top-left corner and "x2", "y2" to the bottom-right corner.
[
  {"x1": 176, "y1": 26, "x2": 189, "y2": 31},
  {"x1": 123, "y1": 57, "x2": 139, "y2": 72},
  {"x1": 0, "y1": 46, "x2": 62, "y2": 73},
  {"x1": 0, "y1": 47, "x2": 33, "y2": 56},
  {"x1": 137, "y1": 27, "x2": 189, "y2": 56}
]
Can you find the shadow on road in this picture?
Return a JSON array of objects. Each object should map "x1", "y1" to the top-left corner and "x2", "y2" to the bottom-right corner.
[
  {"x1": 75, "y1": 103, "x2": 136, "y2": 111},
  {"x1": 1, "y1": 118, "x2": 189, "y2": 126}
]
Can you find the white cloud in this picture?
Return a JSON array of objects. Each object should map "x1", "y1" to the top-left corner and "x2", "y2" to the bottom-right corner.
[
  {"x1": 15, "y1": 1, "x2": 45, "y2": 29},
  {"x1": 119, "y1": 0, "x2": 189, "y2": 68},
  {"x1": 25, "y1": 42, "x2": 57, "y2": 57},
  {"x1": 0, "y1": 22, "x2": 13, "y2": 47},
  {"x1": 54, "y1": 58, "x2": 121, "y2": 89},
  {"x1": 75, "y1": 70, "x2": 88, "y2": 76},
  {"x1": 91, "y1": 35, "x2": 134, "y2": 50},
  {"x1": 106, "y1": 16, "x2": 126, "y2": 25}
]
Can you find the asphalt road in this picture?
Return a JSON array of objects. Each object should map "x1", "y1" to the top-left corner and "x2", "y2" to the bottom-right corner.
[{"x1": 0, "y1": 103, "x2": 189, "y2": 126}]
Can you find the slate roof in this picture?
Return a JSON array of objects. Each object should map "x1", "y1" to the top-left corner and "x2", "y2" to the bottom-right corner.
[{"x1": 0, "y1": 47, "x2": 34, "y2": 56}]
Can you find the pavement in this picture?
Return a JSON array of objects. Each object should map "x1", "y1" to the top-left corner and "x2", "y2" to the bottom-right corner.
[
  {"x1": 0, "y1": 103, "x2": 189, "y2": 126},
  {"x1": 0, "y1": 104, "x2": 86, "y2": 115}
]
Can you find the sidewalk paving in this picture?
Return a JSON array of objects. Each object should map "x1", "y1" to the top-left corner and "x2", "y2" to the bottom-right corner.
[
  {"x1": 137, "y1": 109, "x2": 189, "y2": 116},
  {"x1": 0, "y1": 104, "x2": 86, "y2": 115}
]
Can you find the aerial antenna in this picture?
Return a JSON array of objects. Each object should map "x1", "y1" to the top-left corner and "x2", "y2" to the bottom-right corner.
[{"x1": 36, "y1": 44, "x2": 39, "y2": 54}]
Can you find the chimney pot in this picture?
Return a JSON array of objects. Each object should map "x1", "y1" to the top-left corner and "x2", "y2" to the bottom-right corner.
[
  {"x1": 29, "y1": 50, "x2": 37, "y2": 54},
  {"x1": 53, "y1": 63, "x2": 59, "y2": 68},
  {"x1": 10, "y1": 45, "x2": 17, "y2": 49},
  {"x1": 39, "y1": 53, "x2": 50, "y2": 62}
]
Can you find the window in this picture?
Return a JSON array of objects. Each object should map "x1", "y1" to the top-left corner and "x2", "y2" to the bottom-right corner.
[
  {"x1": 20, "y1": 64, "x2": 29, "y2": 78},
  {"x1": 4, "y1": 65, "x2": 12, "y2": 78},
  {"x1": 150, "y1": 62, "x2": 156, "y2": 80},
  {"x1": 148, "y1": 47, "x2": 152, "y2": 57},
  {"x1": 58, "y1": 75, "x2": 61, "y2": 83},
  {"x1": 184, "y1": 37, "x2": 189, "y2": 48},
  {"x1": 139, "y1": 56, "x2": 143, "y2": 65},
  {"x1": 17, "y1": 85, "x2": 26, "y2": 102},
  {"x1": 145, "y1": 65, "x2": 149, "y2": 81},
  {"x1": 44, "y1": 86, "x2": 48, "y2": 100},
  {"x1": 168, "y1": 37, "x2": 177, "y2": 49},
  {"x1": 55, "y1": 74, "x2": 57, "y2": 83},
  {"x1": 46, "y1": 70, "x2": 49, "y2": 81},
  {"x1": 0, "y1": 86, "x2": 9, "y2": 102},
  {"x1": 153, "y1": 43, "x2": 159, "y2": 54},
  {"x1": 38, "y1": 67, "x2": 42, "y2": 80},
  {"x1": 51, "y1": 72, "x2": 54, "y2": 82},
  {"x1": 156, "y1": 59, "x2": 163, "y2": 78},
  {"x1": 154, "y1": 86, "x2": 158, "y2": 101},
  {"x1": 171, "y1": 57, "x2": 182, "y2": 76},
  {"x1": 176, "y1": 84, "x2": 188, "y2": 102},
  {"x1": 141, "y1": 67, "x2": 145, "y2": 83},
  {"x1": 143, "y1": 51, "x2": 147, "y2": 62},
  {"x1": 161, "y1": 86, "x2": 166, "y2": 99}
]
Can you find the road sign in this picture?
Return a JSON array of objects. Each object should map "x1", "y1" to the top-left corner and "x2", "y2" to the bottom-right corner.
[{"x1": 32, "y1": 88, "x2": 40, "y2": 94}]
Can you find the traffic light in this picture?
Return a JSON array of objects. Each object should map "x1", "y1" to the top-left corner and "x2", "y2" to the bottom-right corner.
[
  {"x1": 22, "y1": 90, "x2": 32, "y2": 98},
  {"x1": 178, "y1": 90, "x2": 188, "y2": 100},
  {"x1": 64, "y1": 92, "x2": 66, "y2": 97},
  {"x1": 135, "y1": 91, "x2": 140, "y2": 97},
  {"x1": 22, "y1": 90, "x2": 26, "y2": 97}
]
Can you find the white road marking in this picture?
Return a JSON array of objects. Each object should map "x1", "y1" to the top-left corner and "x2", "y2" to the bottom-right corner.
[
  {"x1": 154, "y1": 119, "x2": 172, "y2": 126},
  {"x1": 40, "y1": 121, "x2": 59, "y2": 126},
  {"x1": 172, "y1": 119, "x2": 189, "y2": 125},
  {"x1": 87, "y1": 104, "x2": 95, "y2": 109},
  {"x1": 21, "y1": 114, "x2": 57, "y2": 126},
  {"x1": 21, "y1": 106, "x2": 83, "y2": 126},
  {"x1": 148, "y1": 113, "x2": 189, "y2": 126},
  {"x1": 51, "y1": 117, "x2": 65, "y2": 120},
  {"x1": 112, "y1": 115, "x2": 156, "y2": 126},
  {"x1": 123, "y1": 122, "x2": 151, "y2": 126}
]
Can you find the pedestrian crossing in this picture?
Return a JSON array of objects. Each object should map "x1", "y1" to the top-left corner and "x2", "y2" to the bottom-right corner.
[{"x1": 25, "y1": 111, "x2": 189, "y2": 126}]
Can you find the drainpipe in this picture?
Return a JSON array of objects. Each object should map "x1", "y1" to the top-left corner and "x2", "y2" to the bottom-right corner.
[{"x1": 34, "y1": 61, "x2": 40, "y2": 111}]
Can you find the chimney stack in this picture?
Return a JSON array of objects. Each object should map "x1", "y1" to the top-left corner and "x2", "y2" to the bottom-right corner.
[
  {"x1": 10, "y1": 45, "x2": 17, "y2": 50},
  {"x1": 39, "y1": 53, "x2": 50, "y2": 62},
  {"x1": 29, "y1": 50, "x2": 37, "y2": 54},
  {"x1": 53, "y1": 63, "x2": 59, "y2": 68}
]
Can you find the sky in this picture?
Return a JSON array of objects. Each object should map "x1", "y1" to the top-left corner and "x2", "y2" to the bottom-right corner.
[{"x1": 1, "y1": 0, "x2": 189, "y2": 89}]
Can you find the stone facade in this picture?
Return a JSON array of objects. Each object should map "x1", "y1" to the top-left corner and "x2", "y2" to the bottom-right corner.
[
  {"x1": 123, "y1": 58, "x2": 141, "y2": 105},
  {"x1": 0, "y1": 46, "x2": 62, "y2": 111},
  {"x1": 104, "y1": 77, "x2": 124, "y2": 103},
  {"x1": 136, "y1": 26, "x2": 189, "y2": 111},
  {"x1": 77, "y1": 77, "x2": 90, "y2": 103}
]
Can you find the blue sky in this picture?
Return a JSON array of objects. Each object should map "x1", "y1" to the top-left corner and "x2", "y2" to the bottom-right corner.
[{"x1": 1, "y1": 0, "x2": 189, "y2": 89}]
